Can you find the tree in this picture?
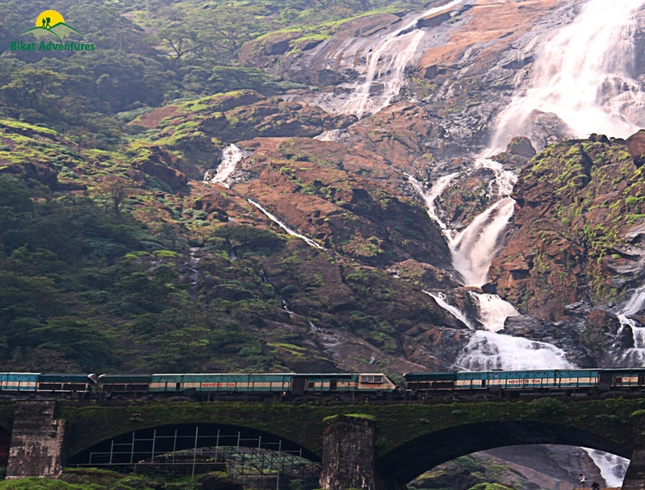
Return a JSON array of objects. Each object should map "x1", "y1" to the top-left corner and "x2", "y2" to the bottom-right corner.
[
  {"x1": 0, "y1": 68, "x2": 64, "y2": 109},
  {"x1": 157, "y1": 23, "x2": 203, "y2": 63},
  {"x1": 98, "y1": 175, "x2": 135, "y2": 214}
]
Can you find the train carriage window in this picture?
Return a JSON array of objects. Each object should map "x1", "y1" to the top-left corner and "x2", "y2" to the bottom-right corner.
[
  {"x1": 615, "y1": 377, "x2": 623, "y2": 384},
  {"x1": 330, "y1": 380, "x2": 337, "y2": 390},
  {"x1": 307, "y1": 382, "x2": 315, "y2": 389},
  {"x1": 639, "y1": 374, "x2": 645, "y2": 385},
  {"x1": 360, "y1": 375, "x2": 383, "y2": 384}
]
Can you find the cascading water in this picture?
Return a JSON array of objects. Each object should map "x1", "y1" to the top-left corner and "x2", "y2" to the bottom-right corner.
[
  {"x1": 450, "y1": 196, "x2": 515, "y2": 287},
  {"x1": 456, "y1": 0, "x2": 645, "y2": 371},
  {"x1": 335, "y1": 0, "x2": 462, "y2": 118},
  {"x1": 585, "y1": 449, "x2": 629, "y2": 488},
  {"x1": 313, "y1": 130, "x2": 343, "y2": 142},
  {"x1": 617, "y1": 286, "x2": 645, "y2": 366},
  {"x1": 247, "y1": 199, "x2": 325, "y2": 251},
  {"x1": 410, "y1": 145, "x2": 580, "y2": 368},
  {"x1": 204, "y1": 144, "x2": 243, "y2": 188},
  {"x1": 491, "y1": 0, "x2": 645, "y2": 151},
  {"x1": 410, "y1": 161, "x2": 518, "y2": 288},
  {"x1": 455, "y1": 331, "x2": 575, "y2": 371},
  {"x1": 423, "y1": 290, "x2": 475, "y2": 330},
  {"x1": 408, "y1": 173, "x2": 458, "y2": 234}
]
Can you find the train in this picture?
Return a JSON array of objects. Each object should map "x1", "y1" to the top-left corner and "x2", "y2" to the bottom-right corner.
[
  {"x1": 404, "y1": 368, "x2": 645, "y2": 398},
  {"x1": 0, "y1": 372, "x2": 397, "y2": 400},
  {"x1": 1, "y1": 368, "x2": 645, "y2": 401}
]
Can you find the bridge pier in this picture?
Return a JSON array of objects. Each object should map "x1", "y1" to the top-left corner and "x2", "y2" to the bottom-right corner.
[
  {"x1": 6, "y1": 400, "x2": 65, "y2": 479},
  {"x1": 624, "y1": 415, "x2": 645, "y2": 490},
  {"x1": 319, "y1": 414, "x2": 405, "y2": 490}
]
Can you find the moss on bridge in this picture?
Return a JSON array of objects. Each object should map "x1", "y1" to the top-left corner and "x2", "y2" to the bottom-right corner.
[{"x1": 50, "y1": 396, "x2": 645, "y2": 461}]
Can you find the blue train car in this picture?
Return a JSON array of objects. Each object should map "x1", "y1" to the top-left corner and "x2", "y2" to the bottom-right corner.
[
  {"x1": 148, "y1": 373, "x2": 294, "y2": 393},
  {"x1": 0, "y1": 373, "x2": 39, "y2": 392},
  {"x1": 555, "y1": 370, "x2": 599, "y2": 389}
]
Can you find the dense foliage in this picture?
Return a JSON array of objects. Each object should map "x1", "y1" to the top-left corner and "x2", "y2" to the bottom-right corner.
[
  {"x1": 0, "y1": 0, "x2": 430, "y2": 147},
  {"x1": 0, "y1": 0, "x2": 446, "y2": 373}
]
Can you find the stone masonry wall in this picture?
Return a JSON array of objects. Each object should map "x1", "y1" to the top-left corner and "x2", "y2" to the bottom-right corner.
[{"x1": 6, "y1": 400, "x2": 65, "y2": 479}]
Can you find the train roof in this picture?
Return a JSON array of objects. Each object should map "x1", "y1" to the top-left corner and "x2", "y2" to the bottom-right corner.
[
  {"x1": 150, "y1": 373, "x2": 296, "y2": 378},
  {"x1": 404, "y1": 372, "x2": 455, "y2": 380},
  {"x1": 39, "y1": 374, "x2": 91, "y2": 381}
]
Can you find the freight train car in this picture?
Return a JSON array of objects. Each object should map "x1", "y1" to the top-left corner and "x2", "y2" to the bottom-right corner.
[
  {"x1": 148, "y1": 373, "x2": 293, "y2": 395},
  {"x1": 95, "y1": 372, "x2": 396, "y2": 400},
  {"x1": 404, "y1": 369, "x2": 645, "y2": 398},
  {"x1": 37, "y1": 374, "x2": 96, "y2": 393}
]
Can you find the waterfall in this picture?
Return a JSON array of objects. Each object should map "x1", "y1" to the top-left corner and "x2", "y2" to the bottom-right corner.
[
  {"x1": 584, "y1": 449, "x2": 629, "y2": 488},
  {"x1": 471, "y1": 292, "x2": 520, "y2": 332},
  {"x1": 455, "y1": 331, "x2": 575, "y2": 371},
  {"x1": 423, "y1": 290, "x2": 475, "y2": 330},
  {"x1": 340, "y1": 0, "x2": 463, "y2": 117},
  {"x1": 314, "y1": 129, "x2": 343, "y2": 142},
  {"x1": 491, "y1": 0, "x2": 645, "y2": 151},
  {"x1": 247, "y1": 199, "x2": 325, "y2": 251},
  {"x1": 408, "y1": 173, "x2": 459, "y2": 233},
  {"x1": 617, "y1": 286, "x2": 645, "y2": 366},
  {"x1": 204, "y1": 144, "x2": 243, "y2": 187},
  {"x1": 450, "y1": 197, "x2": 515, "y2": 287}
]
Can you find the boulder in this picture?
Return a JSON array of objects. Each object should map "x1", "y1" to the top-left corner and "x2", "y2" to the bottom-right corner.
[
  {"x1": 506, "y1": 136, "x2": 536, "y2": 159},
  {"x1": 627, "y1": 129, "x2": 645, "y2": 167}
]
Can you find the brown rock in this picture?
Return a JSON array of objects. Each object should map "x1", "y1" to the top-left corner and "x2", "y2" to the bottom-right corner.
[
  {"x1": 627, "y1": 129, "x2": 645, "y2": 167},
  {"x1": 507, "y1": 136, "x2": 536, "y2": 159},
  {"x1": 263, "y1": 32, "x2": 300, "y2": 55},
  {"x1": 132, "y1": 147, "x2": 188, "y2": 192}
]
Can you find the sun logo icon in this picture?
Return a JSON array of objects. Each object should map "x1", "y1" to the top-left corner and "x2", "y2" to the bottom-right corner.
[{"x1": 21, "y1": 10, "x2": 82, "y2": 40}]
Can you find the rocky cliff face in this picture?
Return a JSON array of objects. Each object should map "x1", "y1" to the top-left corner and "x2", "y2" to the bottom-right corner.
[{"x1": 490, "y1": 135, "x2": 645, "y2": 322}]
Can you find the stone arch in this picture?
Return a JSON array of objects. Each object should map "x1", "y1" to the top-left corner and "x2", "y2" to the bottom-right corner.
[
  {"x1": 68, "y1": 422, "x2": 320, "y2": 466},
  {"x1": 377, "y1": 421, "x2": 631, "y2": 484}
]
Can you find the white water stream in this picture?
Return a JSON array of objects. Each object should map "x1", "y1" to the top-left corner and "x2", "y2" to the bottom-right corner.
[
  {"x1": 339, "y1": 0, "x2": 462, "y2": 117},
  {"x1": 314, "y1": 129, "x2": 343, "y2": 142},
  {"x1": 617, "y1": 285, "x2": 645, "y2": 366},
  {"x1": 491, "y1": 0, "x2": 645, "y2": 151},
  {"x1": 454, "y1": 0, "x2": 645, "y2": 371},
  {"x1": 247, "y1": 199, "x2": 325, "y2": 251},
  {"x1": 204, "y1": 144, "x2": 243, "y2": 188},
  {"x1": 423, "y1": 290, "x2": 475, "y2": 330},
  {"x1": 585, "y1": 449, "x2": 629, "y2": 488}
]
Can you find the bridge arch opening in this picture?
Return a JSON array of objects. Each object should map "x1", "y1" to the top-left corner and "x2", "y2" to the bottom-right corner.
[
  {"x1": 68, "y1": 423, "x2": 320, "y2": 487},
  {"x1": 377, "y1": 421, "x2": 631, "y2": 485},
  {"x1": 406, "y1": 445, "x2": 629, "y2": 490}
]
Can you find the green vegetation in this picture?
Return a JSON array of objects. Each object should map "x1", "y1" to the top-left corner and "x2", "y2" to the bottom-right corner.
[
  {"x1": 0, "y1": 468, "x2": 203, "y2": 489},
  {"x1": 493, "y1": 138, "x2": 645, "y2": 313}
]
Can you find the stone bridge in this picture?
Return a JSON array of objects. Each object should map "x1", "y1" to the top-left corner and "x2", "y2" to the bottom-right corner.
[{"x1": 1, "y1": 397, "x2": 645, "y2": 489}]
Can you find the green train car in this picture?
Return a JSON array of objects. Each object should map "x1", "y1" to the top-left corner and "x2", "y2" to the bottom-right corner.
[{"x1": 404, "y1": 369, "x2": 645, "y2": 398}]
